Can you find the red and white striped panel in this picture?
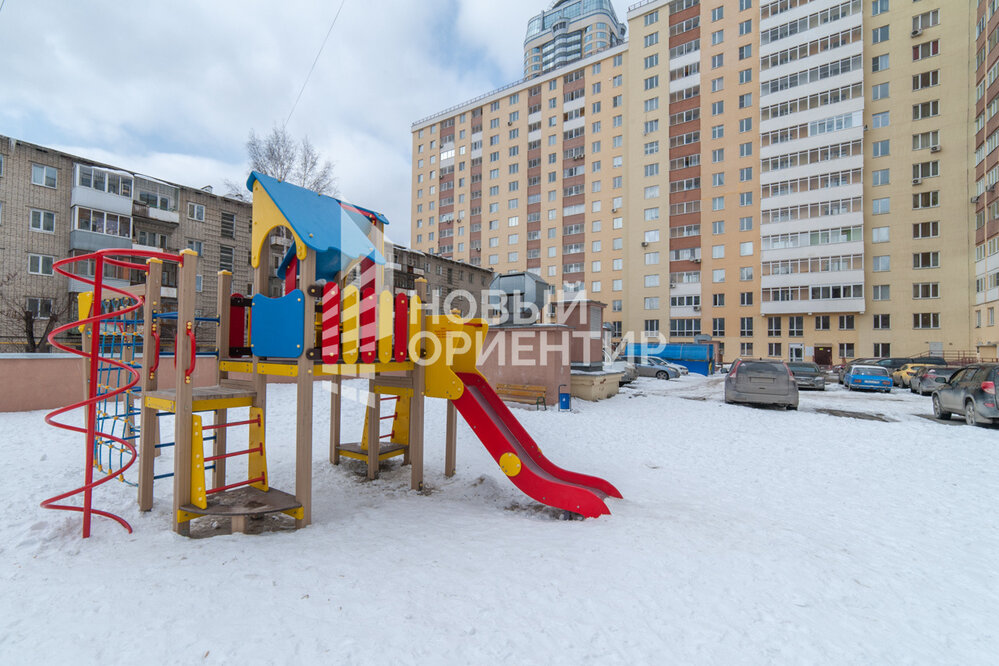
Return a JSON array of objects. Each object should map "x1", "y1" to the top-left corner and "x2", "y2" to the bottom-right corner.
[
  {"x1": 321, "y1": 282, "x2": 340, "y2": 364},
  {"x1": 359, "y1": 257, "x2": 376, "y2": 362}
]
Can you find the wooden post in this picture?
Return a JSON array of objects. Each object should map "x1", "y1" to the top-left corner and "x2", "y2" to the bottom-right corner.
[
  {"x1": 366, "y1": 379, "x2": 380, "y2": 480},
  {"x1": 251, "y1": 239, "x2": 269, "y2": 459},
  {"x1": 138, "y1": 259, "x2": 162, "y2": 511},
  {"x1": 330, "y1": 374, "x2": 341, "y2": 464},
  {"x1": 445, "y1": 401, "x2": 457, "y2": 478},
  {"x1": 409, "y1": 277, "x2": 428, "y2": 491},
  {"x1": 294, "y1": 250, "x2": 316, "y2": 527},
  {"x1": 172, "y1": 249, "x2": 199, "y2": 536},
  {"x1": 213, "y1": 270, "x2": 232, "y2": 490}
]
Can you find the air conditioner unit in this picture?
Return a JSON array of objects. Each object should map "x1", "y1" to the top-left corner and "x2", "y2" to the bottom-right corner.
[
  {"x1": 507, "y1": 121, "x2": 513, "y2": 126},
  {"x1": 912, "y1": 177, "x2": 922, "y2": 185},
  {"x1": 612, "y1": 208, "x2": 619, "y2": 213},
  {"x1": 693, "y1": 258, "x2": 701, "y2": 263},
  {"x1": 990, "y1": 185, "x2": 996, "y2": 193},
  {"x1": 911, "y1": 28, "x2": 923, "y2": 37},
  {"x1": 670, "y1": 282, "x2": 677, "y2": 288},
  {"x1": 641, "y1": 241, "x2": 649, "y2": 247},
  {"x1": 693, "y1": 305, "x2": 701, "y2": 312},
  {"x1": 972, "y1": 195, "x2": 981, "y2": 204},
  {"x1": 930, "y1": 145, "x2": 941, "y2": 153}
]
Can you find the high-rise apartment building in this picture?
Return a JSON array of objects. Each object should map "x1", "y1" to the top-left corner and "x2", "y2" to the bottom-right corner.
[
  {"x1": 974, "y1": 2, "x2": 999, "y2": 357},
  {"x1": 524, "y1": 0, "x2": 627, "y2": 78},
  {"x1": 412, "y1": 0, "x2": 976, "y2": 365}
]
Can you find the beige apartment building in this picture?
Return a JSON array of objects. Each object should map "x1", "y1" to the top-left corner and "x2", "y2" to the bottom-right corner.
[
  {"x1": 0, "y1": 135, "x2": 255, "y2": 349},
  {"x1": 411, "y1": 0, "x2": 978, "y2": 365}
]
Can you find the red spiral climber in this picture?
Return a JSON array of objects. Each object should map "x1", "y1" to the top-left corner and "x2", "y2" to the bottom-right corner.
[{"x1": 42, "y1": 249, "x2": 182, "y2": 538}]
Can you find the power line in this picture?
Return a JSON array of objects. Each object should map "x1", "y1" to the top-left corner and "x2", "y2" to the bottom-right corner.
[
  {"x1": 284, "y1": 0, "x2": 347, "y2": 128},
  {"x1": 0, "y1": 1, "x2": 7, "y2": 16}
]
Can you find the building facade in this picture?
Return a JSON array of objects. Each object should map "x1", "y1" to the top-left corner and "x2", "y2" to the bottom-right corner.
[
  {"x1": 0, "y1": 135, "x2": 254, "y2": 348},
  {"x1": 525, "y1": 0, "x2": 627, "y2": 78},
  {"x1": 411, "y1": 0, "x2": 977, "y2": 365}
]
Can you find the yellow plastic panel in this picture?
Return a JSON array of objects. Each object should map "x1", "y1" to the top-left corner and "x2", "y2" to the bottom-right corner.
[
  {"x1": 249, "y1": 181, "x2": 307, "y2": 268},
  {"x1": 219, "y1": 360, "x2": 253, "y2": 374},
  {"x1": 378, "y1": 289, "x2": 393, "y2": 363},
  {"x1": 248, "y1": 407, "x2": 269, "y2": 491},
  {"x1": 191, "y1": 415, "x2": 207, "y2": 510},
  {"x1": 342, "y1": 285, "x2": 360, "y2": 364}
]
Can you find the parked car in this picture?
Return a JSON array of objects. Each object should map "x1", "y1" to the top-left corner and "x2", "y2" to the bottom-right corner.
[
  {"x1": 603, "y1": 350, "x2": 637, "y2": 384},
  {"x1": 724, "y1": 359, "x2": 799, "y2": 410},
  {"x1": 892, "y1": 362, "x2": 946, "y2": 387},
  {"x1": 843, "y1": 365, "x2": 892, "y2": 392},
  {"x1": 911, "y1": 366, "x2": 958, "y2": 395},
  {"x1": 625, "y1": 356, "x2": 679, "y2": 380},
  {"x1": 788, "y1": 362, "x2": 825, "y2": 391},
  {"x1": 838, "y1": 359, "x2": 877, "y2": 384},
  {"x1": 932, "y1": 363, "x2": 999, "y2": 425},
  {"x1": 659, "y1": 359, "x2": 688, "y2": 376}
]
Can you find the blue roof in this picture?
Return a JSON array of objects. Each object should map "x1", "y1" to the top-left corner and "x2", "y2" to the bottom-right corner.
[{"x1": 246, "y1": 171, "x2": 387, "y2": 274}]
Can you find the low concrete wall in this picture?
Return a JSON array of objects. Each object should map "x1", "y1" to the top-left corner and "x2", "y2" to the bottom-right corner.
[
  {"x1": 570, "y1": 371, "x2": 623, "y2": 401},
  {"x1": 0, "y1": 354, "x2": 88, "y2": 413}
]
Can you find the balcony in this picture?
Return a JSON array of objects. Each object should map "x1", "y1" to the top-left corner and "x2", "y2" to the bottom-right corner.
[{"x1": 70, "y1": 229, "x2": 132, "y2": 252}]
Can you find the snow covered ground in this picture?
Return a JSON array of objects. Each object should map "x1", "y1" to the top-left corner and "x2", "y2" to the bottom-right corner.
[{"x1": 2, "y1": 374, "x2": 997, "y2": 664}]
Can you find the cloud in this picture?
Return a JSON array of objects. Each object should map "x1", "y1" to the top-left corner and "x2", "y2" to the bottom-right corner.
[{"x1": 0, "y1": 0, "x2": 630, "y2": 248}]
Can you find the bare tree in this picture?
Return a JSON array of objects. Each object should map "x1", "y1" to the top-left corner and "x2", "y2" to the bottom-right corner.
[
  {"x1": 238, "y1": 126, "x2": 338, "y2": 197},
  {"x1": 0, "y1": 272, "x2": 71, "y2": 353}
]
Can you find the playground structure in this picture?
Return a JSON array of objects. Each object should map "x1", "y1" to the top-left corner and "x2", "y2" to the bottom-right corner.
[{"x1": 43, "y1": 171, "x2": 620, "y2": 537}]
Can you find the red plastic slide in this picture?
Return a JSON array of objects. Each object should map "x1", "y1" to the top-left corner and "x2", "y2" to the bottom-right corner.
[{"x1": 452, "y1": 372, "x2": 621, "y2": 517}]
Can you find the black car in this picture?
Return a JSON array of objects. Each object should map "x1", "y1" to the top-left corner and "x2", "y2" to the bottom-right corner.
[{"x1": 932, "y1": 364, "x2": 999, "y2": 426}]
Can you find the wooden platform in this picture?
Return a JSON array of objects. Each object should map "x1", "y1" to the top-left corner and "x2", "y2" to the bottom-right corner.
[
  {"x1": 179, "y1": 486, "x2": 302, "y2": 520},
  {"x1": 336, "y1": 441, "x2": 408, "y2": 462},
  {"x1": 145, "y1": 384, "x2": 257, "y2": 412}
]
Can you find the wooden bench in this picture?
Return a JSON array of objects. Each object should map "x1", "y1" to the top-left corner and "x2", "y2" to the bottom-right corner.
[{"x1": 495, "y1": 383, "x2": 547, "y2": 410}]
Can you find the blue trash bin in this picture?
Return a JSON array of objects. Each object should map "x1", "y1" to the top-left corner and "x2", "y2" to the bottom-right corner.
[{"x1": 558, "y1": 384, "x2": 571, "y2": 411}]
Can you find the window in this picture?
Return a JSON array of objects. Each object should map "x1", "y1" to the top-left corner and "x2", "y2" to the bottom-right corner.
[
  {"x1": 712, "y1": 221, "x2": 724, "y2": 235},
  {"x1": 738, "y1": 45, "x2": 752, "y2": 60},
  {"x1": 713, "y1": 269, "x2": 726, "y2": 283},
  {"x1": 31, "y1": 164, "x2": 57, "y2": 188},
  {"x1": 872, "y1": 169, "x2": 890, "y2": 186},
  {"x1": 218, "y1": 245, "x2": 234, "y2": 272},
  {"x1": 872, "y1": 198, "x2": 890, "y2": 215},
  {"x1": 912, "y1": 100, "x2": 939, "y2": 120},
  {"x1": 913, "y1": 191, "x2": 939, "y2": 209},
  {"x1": 839, "y1": 343, "x2": 854, "y2": 359},
  {"x1": 767, "y1": 343, "x2": 782, "y2": 358},
  {"x1": 872, "y1": 140, "x2": 890, "y2": 157},
  {"x1": 739, "y1": 217, "x2": 753, "y2": 231},
  {"x1": 913, "y1": 283, "x2": 939, "y2": 299},
  {"x1": 913, "y1": 221, "x2": 939, "y2": 239},
  {"x1": 739, "y1": 242, "x2": 753, "y2": 256},
  {"x1": 28, "y1": 253, "x2": 54, "y2": 276},
  {"x1": 872, "y1": 26, "x2": 889, "y2": 43},
  {"x1": 30, "y1": 209, "x2": 55, "y2": 233},
  {"x1": 740, "y1": 343, "x2": 754, "y2": 356},
  {"x1": 873, "y1": 314, "x2": 891, "y2": 330},
  {"x1": 872, "y1": 256, "x2": 890, "y2": 272},
  {"x1": 873, "y1": 285, "x2": 890, "y2": 301},
  {"x1": 872, "y1": 54, "x2": 889, "y2": 72},
  {"x1": 871, "y1": 111, "x2": 890, "y2": 129},
  {"x1": 815, "y1": 316, "x2": 830, "y2": 331},
  {"x1": 913, "y1": 251, "x2": 939, "y2": 269},
  {"x1": 221, "y1": 212, "x2": 236, "y2": 239},
  {"x1": 913, "y1": 71, "x2": 939, "y2": 91},
  {"x1": 644, "y1": 319, "x2": 659, "y2": 335},
  {"x1": 767, "y1": 317, "x2": 781, "y2": 337},
  {"x1": 740, "y1": 317, "x2": 753, "y2": 337},
  {"x1": 839, "y1": 315, "x2": 855, "y2": 330},
  {"x1": 26, "y1": 297, "x2": 53, "y2": 319},
  {"x1": 913, "y1": 313, "x2": 940, "y2": 329},
  {"x1": 872, "y1": 82, "x2": 890, "y2": 100},
  {"x1": 913, "y1": 40, "x2": 939, "y2": 61},
  {"x1": 740, "y1": 292, "x2": 753, "y2": 306},
  {"x1": 187, "y1": 202, "x2": 205, "y2": 221},
  {"x1": 77, "y1": 165, "x2": 132, "y2": 197}
]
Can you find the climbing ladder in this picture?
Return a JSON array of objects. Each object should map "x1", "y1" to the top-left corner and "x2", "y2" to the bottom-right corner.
[{"x1": 334, "y1": 381, "x2": 412, "y2": 472}]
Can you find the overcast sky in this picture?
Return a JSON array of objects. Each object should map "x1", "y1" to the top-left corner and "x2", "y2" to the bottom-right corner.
[{"x1": 0, "y1": 0, "x2": 630, "y2": 246}]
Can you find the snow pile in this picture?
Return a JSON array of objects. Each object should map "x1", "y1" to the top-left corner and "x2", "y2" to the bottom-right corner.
[{"x1": 1, "y1": 376, "x2": 996, "y2": 663}]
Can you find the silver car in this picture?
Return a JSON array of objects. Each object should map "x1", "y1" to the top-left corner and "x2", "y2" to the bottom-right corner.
[
  {"x1": 911, "y1": 366, "x2": 957, "y2": 395},
  {"x1": 625, "y1": 356, "x2": 679, "y2": 380},
  {"x1": 725, "y1": 359, "x2": 799, "y2": 410}
]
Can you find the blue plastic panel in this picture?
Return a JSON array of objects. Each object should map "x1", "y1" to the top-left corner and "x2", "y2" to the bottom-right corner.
[{"x1": 251, "y1": 289, "x2": 305, "y2": 358}]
